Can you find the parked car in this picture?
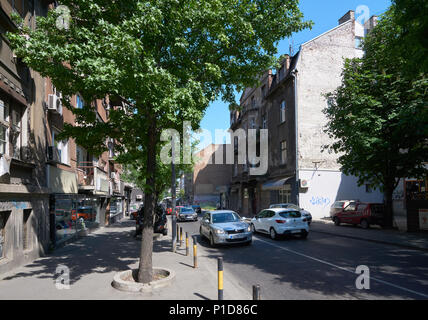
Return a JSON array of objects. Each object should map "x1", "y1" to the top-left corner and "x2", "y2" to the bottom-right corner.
[
  {"x1": 192, "y1": 205, "x2": 202, "y2": 214},
  {"x1": 251, "y1": 208, "x2": 309, "y2": 240},
  {"x1": 200, "y1": 210, "x2": 252, "y2": 246},
  {"x1": 329, "y1": 200, "x2": 359, "y2": 218},
  {"x1": 269, "y1": 203, "x2": 312, "y2": 225},
  {"x1": 177, "y1": 207, "x2": 198, "y2": 222},
  {"x1": 135, "y1": 205, "x2": 168, "y2": 236},
  {"x1": 331, "y1": 201, "x2": 384, "y2": 229}
]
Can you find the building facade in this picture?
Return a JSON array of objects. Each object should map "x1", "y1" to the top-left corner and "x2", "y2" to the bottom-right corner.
[
  {"x1": 0, "y1": 0, "x2": 50, "y2": 274},
  {"x1": 192, "y1": 144, "x2": 232, "y2": 209},
  {"x1": 229, "y1": 11, "x2": 384, "y2": 219}
]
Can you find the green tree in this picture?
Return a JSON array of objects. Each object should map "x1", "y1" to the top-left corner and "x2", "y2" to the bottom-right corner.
[
  {"x1": 8, "y1": 0, "x2": 312, "y2": 283},
  {"x1": 324, "y1": 7, "x2": 428, "y2": 228},
  {"x1": 392, "y1": 0, "x2": 428, "y2": 75}
]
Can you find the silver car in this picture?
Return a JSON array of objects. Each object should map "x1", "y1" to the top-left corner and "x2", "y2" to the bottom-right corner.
[
  {"x1": 199, "y1": 210, "x2": 252, "y2": 246},
  {"x1": 177, "y1": 207, "x2": 198, "y2": 222}
]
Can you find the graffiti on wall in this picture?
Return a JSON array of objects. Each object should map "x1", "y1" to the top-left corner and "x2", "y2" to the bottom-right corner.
[{"x1": 309, "y1": 196, "x2": 331, "y2": 208}]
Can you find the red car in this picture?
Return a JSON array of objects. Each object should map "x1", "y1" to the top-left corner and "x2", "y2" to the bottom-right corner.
[{"x1": 331, "y1": 202, "x2": 384, "y2": 229}]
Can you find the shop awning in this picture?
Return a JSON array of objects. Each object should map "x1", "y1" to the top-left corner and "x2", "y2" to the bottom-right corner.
[{"x1": 261, "y1": 176, "x2": 294, "y2": 191}]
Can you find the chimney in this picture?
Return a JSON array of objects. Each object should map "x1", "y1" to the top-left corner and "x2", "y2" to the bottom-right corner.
[
  {"x1": 338, "y1": 10, "x2": 355, "y2": 25},
  {"x1": 364, "y1": 15, "x2": 378, "y2": 33}
]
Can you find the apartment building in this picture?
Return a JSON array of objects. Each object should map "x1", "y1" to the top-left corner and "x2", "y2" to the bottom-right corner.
[
  {"x1": 191, "y1": 144, "x2": 232, "y2": 209},
  {"x1": 0, "y1": 0, "x2": 50, "y2": 274},
  {"x1": 229, "y1": 11, "x2": 384, "y2": 219},
  {"x1": 46, "y1": 88, "x2": 126, "y2": 246}
]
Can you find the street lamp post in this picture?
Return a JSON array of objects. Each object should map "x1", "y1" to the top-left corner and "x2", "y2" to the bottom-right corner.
[{"x1": 171, "y1": 140, "x2": 177, "y2": 253}]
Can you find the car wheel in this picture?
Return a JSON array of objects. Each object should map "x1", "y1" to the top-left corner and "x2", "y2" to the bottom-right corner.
[
  {"x1": 199, "y1": 227, "x2": 205, "y2": 239},
  {"x1": 162, "y1": 229, "x2": 168, "y2": 236},
  {"x1": 251, "y1": 223, "x2": 256, "y2": 233},
  {"x1": 244, "y1": 240, "x2": 252, "y2": 246},
  {"x1": 334, "y1": 217, "x2": 341, "y2": 226},
  {"x1": 210, "y1": 233, "x2": 216, "y2": 247},
  {"x1": 361, "y1": 219, "x2": 370, "y2": 229},
  {"x1": 270, "y1": 228, "x2": 278, "y2": 240},
  {"x1": 301, "y1": 231, "x2": 309, "y2": 239}
]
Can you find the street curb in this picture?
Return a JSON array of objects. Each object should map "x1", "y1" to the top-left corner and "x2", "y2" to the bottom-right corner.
[
  {"x1": 112, "y1": 267, "x2": 176, "y2": 293},
  {"x1": 310, "y1": 229, "x2": 428, "y2": 253}
]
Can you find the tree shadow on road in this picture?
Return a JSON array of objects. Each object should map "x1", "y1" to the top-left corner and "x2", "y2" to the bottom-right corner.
[{"x1": 197, "y1": 231, "x2": 428, "y2": 299}]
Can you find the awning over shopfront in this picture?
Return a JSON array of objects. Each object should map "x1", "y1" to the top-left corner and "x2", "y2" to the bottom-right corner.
[{"x1": 261, "y1": 176, "x2": 294, "y2": 191}]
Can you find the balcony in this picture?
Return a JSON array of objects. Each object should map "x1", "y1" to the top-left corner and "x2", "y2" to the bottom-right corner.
[{"x1": 77, "y1": 161, "x2": 109, "y2": 194}]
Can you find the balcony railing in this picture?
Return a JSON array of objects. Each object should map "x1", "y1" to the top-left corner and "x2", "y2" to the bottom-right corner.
[{"x1": 77, "y1": 161, "x2": 95, "y2": 187}]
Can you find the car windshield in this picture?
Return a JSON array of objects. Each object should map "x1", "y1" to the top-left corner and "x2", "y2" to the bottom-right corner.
[
  {"x1": 212, "y1": 212, "x2": 240, "y2": 223},
  {"x1": 181, "y1": 208, "x2": 194, "y2": 214},
  {"x1": 279, "y1": 211, "x2": 301, "y2": 218}
]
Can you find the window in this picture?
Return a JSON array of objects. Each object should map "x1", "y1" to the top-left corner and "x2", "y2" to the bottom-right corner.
[
  {"x1": 280, "y1": 100, "x2": 286, "y2": 123},
  {"x1": 0, "y1": 126, "x2": 7, "y2": 155},
  {"x1": 344, "y1": 202, "x2": 357, "y2": 211},
  {"x1": 261, "y1": 85, "x2": 266, "y2": 97},
  {"x1": 262, "y1": 115, "x2": 267, "y2": 129},
  {"x1": 355, "y1": 37, "x2": 363, "y2": 49},
  {"x1": 52, "y1": 130, "x2": 69, "y2": 165},
  {"x1": 10, "y1": 106, "x2": 22, "y2": 159},
  {"x1": 23, "y1": 209, "x2": 31, "y2": 251},
  {"x1": 249, "y1": 117, "x2": 255, "y2": 129},
  {"x1": 0, "y1": 98, "x2": 26, "y2": 158},
  {"x1": 278, "y1": 188, "x2": 291, "y2": 204},
  {"x1": 0, "y1": 211, "x2": 10, "y2": 259},
  {"x1": 0, "y1": 99, "x2": 9, "y2": 123},
  {"x1": 279, "y1": 211, "x2": 301, "y2": 218},
  {"x1": 280, "y1": 140, "x2": 287, "y2": 164},
  {"x1": 251, "y1": 96, "x2": 256, "y2": 109},
  {"x1": 76, "y1": 95, "x2": 84, "y2": 109}
]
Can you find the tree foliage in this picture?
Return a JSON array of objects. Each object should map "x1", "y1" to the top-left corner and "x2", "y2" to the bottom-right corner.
[
  {"x1": 8, "y1": 0, "x2": 312, "y2": 282},
  {"x1": 324, "y1": 5, "x2": 428, "y2": 226}
]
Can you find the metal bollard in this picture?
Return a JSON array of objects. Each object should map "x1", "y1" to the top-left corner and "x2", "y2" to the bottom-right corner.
[
  {"x1": 252, "y1": 285, "x2": 261, "y2": 300},
  {"x1": 218, "y1": 257, "x2": 223, "y2": 300},
  {"x1": 186, "y1": 232, "x2": 189, "y2": 256},
  {"x1": 177, "y1": 224, "x2": 180, "y2": 247},
  {"x1": 193, "y1": 235, "x2": 198, "y2": 268},
  {"x1": 180, "y1": 227, "x2": 183, "y2": 246}
]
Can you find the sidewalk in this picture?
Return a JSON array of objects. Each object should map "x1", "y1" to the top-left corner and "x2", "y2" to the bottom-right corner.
[
  {"x1": 311, "y1": 219, "x2": 428, "y2": 252},
  {"x1": 0, "y1": 218, "x2": 250, "y2": 300}
]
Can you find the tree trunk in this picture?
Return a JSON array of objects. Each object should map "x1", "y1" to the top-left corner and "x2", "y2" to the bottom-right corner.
[
  {"x1": 137, "y1": 115, "x2": 157, "y2": 283},
  {"x1": 383, "y1": 184, "x2": 394, "y2": 228}
]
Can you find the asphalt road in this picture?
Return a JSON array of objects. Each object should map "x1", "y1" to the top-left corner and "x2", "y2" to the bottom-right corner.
[{"x1": 174, "y1": 216, "x2": 428, "y2": 300}]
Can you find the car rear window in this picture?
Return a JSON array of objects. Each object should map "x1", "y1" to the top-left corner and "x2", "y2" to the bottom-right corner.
[
  {"x1": 279, "y1": 211, "x2": 301, "y2": 218},
  {"x1": 181, "y1": 208, "x2": 194, "y2": 213}
]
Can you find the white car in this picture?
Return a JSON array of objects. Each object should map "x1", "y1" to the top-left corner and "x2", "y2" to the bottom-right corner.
[
  {"x1": 250, "y1": 208, "x2": 309, "y2": 240},
  {"x1": 269, "y1": 203, "x2": 312, "y2": 225}
]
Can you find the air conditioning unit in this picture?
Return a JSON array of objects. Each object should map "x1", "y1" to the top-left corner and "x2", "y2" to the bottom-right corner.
[
  {"x1": 300, "y1": 179, "x2": 310, "y2": 188},
  {"x1": 47, "y1": 146, "x2": 60, "y2": 162},
  {"x1": 48, "y1": 94, "x2": 62, "y2": 114}
]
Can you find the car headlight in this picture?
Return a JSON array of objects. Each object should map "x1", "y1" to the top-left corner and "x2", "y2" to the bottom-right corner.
[
  {"x1": 214, "y1": 229, "x2": 225, "y2": 234},
  {"x1": 247, "y1": 225, "x2": 251, "y2": 232}
]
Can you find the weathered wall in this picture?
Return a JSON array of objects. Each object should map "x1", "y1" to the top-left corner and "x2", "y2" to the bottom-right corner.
[
  {"x1": 299, "y1": 169, "x2": 383, "y2": 219},
  {"x1": 297, "y1": 20, "x2": 363, "y2": 170}
]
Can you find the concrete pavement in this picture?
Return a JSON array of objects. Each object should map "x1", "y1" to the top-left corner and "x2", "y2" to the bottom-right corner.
[{"x1": 0, "y1": 218, "x2": 250, "y2": 300}]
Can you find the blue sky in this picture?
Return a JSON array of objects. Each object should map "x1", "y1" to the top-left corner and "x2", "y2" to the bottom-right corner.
[{"x1": 196, "y1": 0, "x2": 391, "y2": 150}]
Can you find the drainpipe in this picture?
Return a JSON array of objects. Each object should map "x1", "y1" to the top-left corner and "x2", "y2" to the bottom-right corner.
[{"x1": 291, "y1": 69, "x2": 299, "y2": 206}]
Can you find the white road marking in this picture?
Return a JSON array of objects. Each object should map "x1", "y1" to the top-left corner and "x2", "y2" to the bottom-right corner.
[{"x1": 254, "y1": 236, "x2": 428, "y2": 299}]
